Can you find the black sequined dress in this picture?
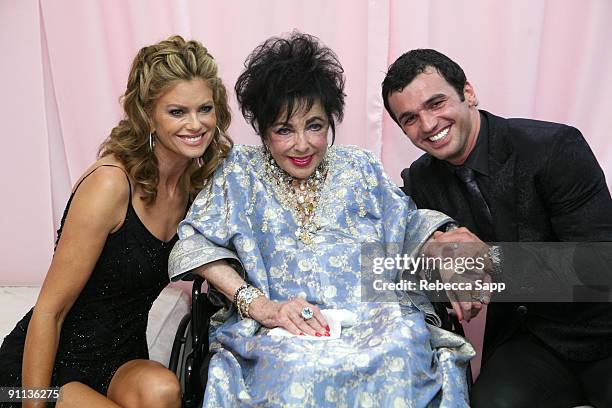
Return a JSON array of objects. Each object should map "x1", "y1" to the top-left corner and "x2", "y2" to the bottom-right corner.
[{"x1": 0, "y1": 165, "x2": 176, "y2": 397}]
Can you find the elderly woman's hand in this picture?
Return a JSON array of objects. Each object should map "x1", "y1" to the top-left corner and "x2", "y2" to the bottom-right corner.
[{"x1": 249, "y1": 297, "x2": 330, "y2": 337}]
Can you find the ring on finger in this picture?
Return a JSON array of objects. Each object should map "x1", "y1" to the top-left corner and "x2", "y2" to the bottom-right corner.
[
  {"x1": 472, "y1": 291, "x2": 488, "y2": 303},
  {"x1": 301, "y1": 306, "x2": 314, "y2": 320}
]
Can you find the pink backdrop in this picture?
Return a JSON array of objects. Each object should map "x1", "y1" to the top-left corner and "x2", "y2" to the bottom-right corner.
[{"x1": 1, "y1": 0, "x2": 611, "y2": 376}]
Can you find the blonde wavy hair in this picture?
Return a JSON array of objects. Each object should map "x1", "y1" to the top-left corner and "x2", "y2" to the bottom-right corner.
[{"x1": 99, "y1": 35, "x2": 232, "y2": 205}]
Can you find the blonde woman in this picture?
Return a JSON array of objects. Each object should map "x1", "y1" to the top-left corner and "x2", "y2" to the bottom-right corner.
[{"x1": 0, "y1": 36, "x2": 232, "y2": 408}]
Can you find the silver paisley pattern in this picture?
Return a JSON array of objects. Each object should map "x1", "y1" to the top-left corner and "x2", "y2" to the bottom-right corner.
[{"x1": 169, "y1": 145, "x2": 474, "y2": 407}]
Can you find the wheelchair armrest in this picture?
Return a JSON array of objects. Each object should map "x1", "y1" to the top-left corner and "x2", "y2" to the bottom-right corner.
[
  {"x1": 189, "y1": 276, "x2": 220, "y2": 366},
  {"x1": 183, "y1": 276, "x2": 222, "y2": 406},
  {"x1": 169, "y1": 312, "x2": 191, "y2": 372}
]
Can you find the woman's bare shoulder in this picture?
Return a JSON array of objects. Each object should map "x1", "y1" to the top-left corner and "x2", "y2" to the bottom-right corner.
[
  {"x1": 73, "y1": 155, "x2": 128, "y2": 189},
  {"x1": 71, "y1": 156, "x2": 130, "y2": 205}
]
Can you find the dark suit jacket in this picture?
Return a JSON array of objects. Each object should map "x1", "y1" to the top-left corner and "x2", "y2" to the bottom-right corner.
[{"x1": 402, "y1": 110, "x2": 612, "y2": 362}]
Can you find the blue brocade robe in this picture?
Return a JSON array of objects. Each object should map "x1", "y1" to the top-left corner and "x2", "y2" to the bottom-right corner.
[{"x1": 169, "y1": 145, "x2": 474, "y2": 407}]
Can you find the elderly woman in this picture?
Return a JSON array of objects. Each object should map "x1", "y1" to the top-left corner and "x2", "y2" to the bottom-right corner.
[
  {"x1": 0, "y1": 36, "x2": 232, "y2": 408},
  {"x1": 169, "y1": 32, "x2": 473, "y2": 407}
]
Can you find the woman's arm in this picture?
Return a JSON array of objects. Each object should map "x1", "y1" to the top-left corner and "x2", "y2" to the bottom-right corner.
[
  {"x1": 23, "y1": 167, "x2": 128, "y2": 408},
  {"x1": 194, "y1": 260, "x2": 329, "y2": 336}
]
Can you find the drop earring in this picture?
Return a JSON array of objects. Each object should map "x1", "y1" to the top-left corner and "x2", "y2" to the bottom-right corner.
[{"x1": 149, "y1": 133, "x2": 155, "y2": 153}]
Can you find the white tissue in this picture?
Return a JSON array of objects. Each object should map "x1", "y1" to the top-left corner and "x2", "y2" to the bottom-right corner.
[{"x1": 268, "y1": 309, "x2": 357, "y2": 340}]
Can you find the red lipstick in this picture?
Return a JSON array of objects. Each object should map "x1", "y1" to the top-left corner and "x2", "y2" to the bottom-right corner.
[{"x1": 289, "y1": 155, "x2": 313, "y2": 167}]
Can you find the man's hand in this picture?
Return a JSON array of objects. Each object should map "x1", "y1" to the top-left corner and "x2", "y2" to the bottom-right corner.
[{"x1": 423, "y1": 227, "x2": 493, "y2": 322}]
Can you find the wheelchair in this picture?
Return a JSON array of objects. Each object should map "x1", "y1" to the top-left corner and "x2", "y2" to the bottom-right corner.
[
  {"x1": 170, "y1": 275, "x2": 471, "y2": 407},
  {"x1": 169, "y1": 276, "x2": 220, "y2": 407}
]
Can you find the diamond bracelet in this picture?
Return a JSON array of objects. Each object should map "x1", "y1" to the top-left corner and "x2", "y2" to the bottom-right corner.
[{"x1": 236, "y1": 285, "x2": 265, "y2": 319}]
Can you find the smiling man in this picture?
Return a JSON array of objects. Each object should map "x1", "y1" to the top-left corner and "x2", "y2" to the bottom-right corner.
[{"x1": 382, "y1": 49, "x2": 612, "y2": 407}]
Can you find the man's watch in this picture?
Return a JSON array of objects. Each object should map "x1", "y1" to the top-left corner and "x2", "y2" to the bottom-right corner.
[{"x1": 486, "y1": 244, "x2": 503, "y2": 279}]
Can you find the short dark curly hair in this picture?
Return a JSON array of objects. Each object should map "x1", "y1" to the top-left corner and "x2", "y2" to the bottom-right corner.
[
  {"x1": 382, "y1": 49, "x2": 467, "y2": 124},
  {"x1": 235, "y1": 31, "x2": 345, "y2": 143}
]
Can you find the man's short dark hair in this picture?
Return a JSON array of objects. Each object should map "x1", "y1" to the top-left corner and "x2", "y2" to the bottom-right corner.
[{"x1": 382, "y1": 49, "x2": 467, "y2": 123}]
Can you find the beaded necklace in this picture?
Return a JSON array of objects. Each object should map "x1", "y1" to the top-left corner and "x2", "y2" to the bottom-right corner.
[{"x1": 264, "y1": 149, "x2": 328, "y2": 244}]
